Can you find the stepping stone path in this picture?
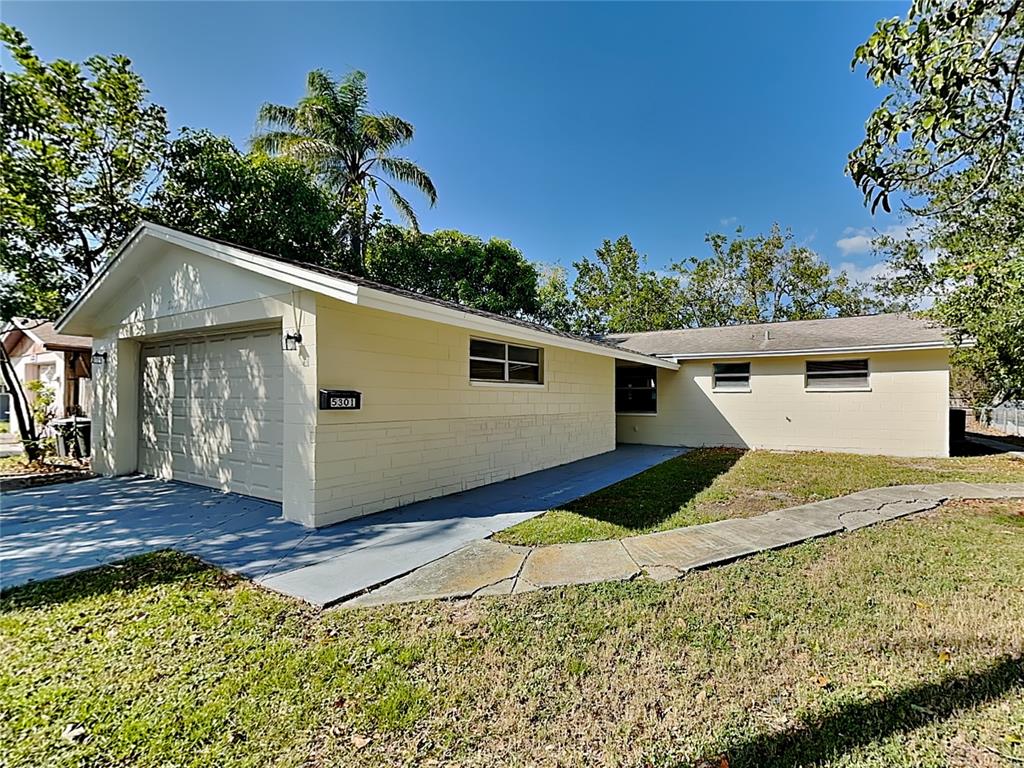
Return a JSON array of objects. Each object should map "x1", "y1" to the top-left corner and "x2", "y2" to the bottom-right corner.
[{"x1": 341, "y1": 482, "x2": 1024, "y2": 608}]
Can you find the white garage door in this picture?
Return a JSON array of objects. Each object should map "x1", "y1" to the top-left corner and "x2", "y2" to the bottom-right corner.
[{"x1": 138, "y1": 327, "x2": 284, "y2": 501}]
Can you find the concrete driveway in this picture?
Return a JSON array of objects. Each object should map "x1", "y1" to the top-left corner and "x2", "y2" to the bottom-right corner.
[{"x1": 0, "y1": 444, "x2": 685, "y2": 606}]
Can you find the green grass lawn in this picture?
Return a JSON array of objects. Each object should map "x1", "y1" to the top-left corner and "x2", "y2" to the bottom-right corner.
[
  {"x1": 493, "y1": 447, "x2": 1024, "y2": 546},
  {"x1": 2, "y1": 500, "x2": 1023, "y2": 766}
]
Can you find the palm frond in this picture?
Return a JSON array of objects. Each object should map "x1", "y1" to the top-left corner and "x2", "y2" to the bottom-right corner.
[
  {"x1": 251, "y1": 130, "x2": 302, "y2": 157},
  {"x1": 362, "y1": 113, "x2": 414, "y2": 150},
  {"x1": 338, "y1": 70, "x2": 369, "y2": 115},
  {"x1": 373, "y1": 176, "x2": 420, "y2": 229},
  {"x1": 378, "y1": 157, "x2": 437, "y2": 205},
  {"x1": 255, "y1": 103, "x2": 297, "y2": 131},
  {"x1": 305, "y1": 69, "x2": 337, "y2": 101}
]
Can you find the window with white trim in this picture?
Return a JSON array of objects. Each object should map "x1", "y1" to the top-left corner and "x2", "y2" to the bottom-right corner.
[
  {"x1": 805, "y1": 359, "x2": 870, "y2": 390},
  {"x1": 470, "y1": 338, "x2": 542, "y2": 384},
  {"x1": 616, "y1": 365, "x2": 657, "y2": 413},
  {"x1": 713, "y1": 362, "x2": 750, "y2": 391}
]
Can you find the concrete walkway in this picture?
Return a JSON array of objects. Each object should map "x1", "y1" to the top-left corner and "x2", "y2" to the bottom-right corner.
[
  {"x1": 0, "y1": 444, "x2": 685, "y2": 604},
  {"x1": 342, "y1": 481, "x2": 1024, "y2": 608}
]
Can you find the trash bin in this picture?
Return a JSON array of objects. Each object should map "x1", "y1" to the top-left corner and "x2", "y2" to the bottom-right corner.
[{"x1": 52, "y1": 417, "x2": 91, "y2": 459}]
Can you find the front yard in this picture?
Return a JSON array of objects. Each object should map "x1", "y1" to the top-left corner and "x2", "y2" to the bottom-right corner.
[
  {"x1": 495, "y1": 447, "x2": 1024, "y2": 545},
  {"x1": 3, "y1": 498, "x2": 1023, "y2": 767}
]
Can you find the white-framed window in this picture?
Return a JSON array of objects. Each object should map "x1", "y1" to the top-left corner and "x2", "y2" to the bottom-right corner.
[
  {"x1": 713, "y1": 362, "x2": 751, "y2": 392},
  {"x1": 469, "y1": 338, "x2": 542, "y2": 384},
  {"x1": 805, "y1": 359, "x2": 870, "y2": 391},
  {"x1": 616, "y1": 364, "x2": 657, "y2": 413}
]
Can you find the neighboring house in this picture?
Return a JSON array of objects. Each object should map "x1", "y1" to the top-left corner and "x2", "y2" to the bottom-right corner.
[
  {"x1": 1, "y1": 319, "x2": 93, "y2": 436},
  {"x1": 56, "y1": 223, "x2": 953, "y2": 528}
]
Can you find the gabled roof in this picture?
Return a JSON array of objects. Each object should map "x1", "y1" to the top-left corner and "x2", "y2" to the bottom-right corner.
[
  {"x1": 55, "y1": 222, "x2": 678, "y2": 370},
  {"x1": 605, "y1": 313, "x2": 950, "y2": 360},
  {"x1": 2, "y1": 318, "x2": 92, "y2": 354}
]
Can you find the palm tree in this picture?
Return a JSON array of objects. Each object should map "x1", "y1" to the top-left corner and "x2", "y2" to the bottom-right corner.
[{"x1": 252, "y1": 70, "x2": 436, "y2": 266}]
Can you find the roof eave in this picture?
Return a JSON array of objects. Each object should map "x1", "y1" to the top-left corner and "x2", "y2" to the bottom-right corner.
[
  {"x1": 355, "y1": 285, "x2": 677, "y2": 369},
  {"x1": 56, "y1": 223, "x2": 677, "y2": 370},
  {"x1": 660, "y1": 340, "x2": 953, "y2": 361}
]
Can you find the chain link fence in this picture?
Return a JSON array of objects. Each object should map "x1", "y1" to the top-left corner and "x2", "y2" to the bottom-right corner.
[{"x1": 953, "y1": 400, "x2": 1024, "y2": 436}]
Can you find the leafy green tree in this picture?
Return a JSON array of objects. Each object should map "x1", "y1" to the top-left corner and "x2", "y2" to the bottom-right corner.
[
  {"x1": 253, "y1": 70, "x2": 436, "y2": 266},
  {"x1": 851, "y1": 1, "x2": 1024, "y2": 405},
  {"x1": 533, "y1": 266, "x2": 576, "y2": 332},
  {"x1": 847, "y1": 0, "x2": 1023, "y2": 214},
  {"x1": 674, "y1": 225, "x2": 881, "y2": 326},
  {"x1": 0, "y1": 24, "x2": 168, "y2": 319},
  {"x1": 571, "y1": 236, "x2": 683, "y2": 335},
  {"x1": 365, "y1": 225, "x2": 540, "y2": 316},
  {"x1": 150, "y1": 130, "x2": 345, "y2": 267},
  {"x1": 873, "y1": 176, "x2": 1024, "y2": 405}
]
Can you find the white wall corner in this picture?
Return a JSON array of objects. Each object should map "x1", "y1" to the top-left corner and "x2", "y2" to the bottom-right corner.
[
  {"x1": 281, "y1": 293, "x2": 318, "y2": 526},
  {"x1": 91, "y1": 335, "x2": 139, "y2": 476}
]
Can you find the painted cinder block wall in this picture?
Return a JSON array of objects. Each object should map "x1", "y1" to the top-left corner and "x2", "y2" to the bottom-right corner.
[
  {"x1": 617, "y1": 349, "x2": 950, "y2": 457},
  {"x1": 85, "y1": 241, "x2": 319, "y2": 522},
  {"x1": 312, "y1": 295, "x2": 616, "y2": 527}
]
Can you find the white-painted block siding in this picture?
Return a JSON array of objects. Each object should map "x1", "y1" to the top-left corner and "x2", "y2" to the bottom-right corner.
[
  {"x1": 617, "y1": 349, "x2": 950, "y2": 457},
  {"x1": 312, "y1": 297, "x2": 615, "y2": 526}
]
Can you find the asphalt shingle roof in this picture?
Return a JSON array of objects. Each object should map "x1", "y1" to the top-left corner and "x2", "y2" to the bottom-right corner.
[
  {"x1": 161, "y1": 226, "x2": 666, "y2": 362},
  {"x1": 3, "y1": 318, "x2": 91, "y2": 353},
  {"x1": 604, "y1": 313, "x2": 949, "y2": 358}
]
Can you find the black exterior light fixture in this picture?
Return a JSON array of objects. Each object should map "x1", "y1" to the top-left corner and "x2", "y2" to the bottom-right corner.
[
  {"x1": 283, "y1": 331, "x2": 303, "y2": 351},
  {"x1": 91, "y1": 351, "x2": 109, "y2": 367}
]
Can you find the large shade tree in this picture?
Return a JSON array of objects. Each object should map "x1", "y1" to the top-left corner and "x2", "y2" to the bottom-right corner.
[
  {"x1": 149, "y1": 130, "x2": 342, "y2": 266},
  {"x1": 847, "y1": 0, "x2": 1023, "y2": 215},
  {"x1": 364, "y1": 225, "x2": 540, "y2": 317},
  {"x1": 850, "y1": 0, "x2": 1024, "y2": 405},
  {"x1": 571, "y1": 236, "x2": 683, "y2": 335},
  {"x1": 0, "y1": 24, "x2": 166, "y2": 462},
  {"x1": 674, "y1": 225, "x2": 884, "y2": 327},
  {"x1": 252, "y1": 70, "x2": 436, "y2": 269},
  {"x1": 0, "y1": 23, "x2": 167, "y2": 320}
]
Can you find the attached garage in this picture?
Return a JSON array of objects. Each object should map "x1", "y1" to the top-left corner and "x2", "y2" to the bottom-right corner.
[
  {"x1": 138, "y1": 327, "x2": 284, "y2": 500},
  {"x1": 55, "y1": 223, "x2": 674, "y2": 528}
]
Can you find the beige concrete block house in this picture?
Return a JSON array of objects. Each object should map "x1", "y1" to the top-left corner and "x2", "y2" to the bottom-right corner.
[{"x1": 57, "y1": 223, "x2": 954, "y2": 527}]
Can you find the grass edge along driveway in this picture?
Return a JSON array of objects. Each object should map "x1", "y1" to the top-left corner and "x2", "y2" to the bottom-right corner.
[{"x1": 494, "y1": 446, "x2": 1024, "y2": 546}]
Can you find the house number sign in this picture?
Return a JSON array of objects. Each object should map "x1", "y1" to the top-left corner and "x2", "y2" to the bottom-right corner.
[{"x1": 319, "y1": 389, "x2": 362, "y2": 410}]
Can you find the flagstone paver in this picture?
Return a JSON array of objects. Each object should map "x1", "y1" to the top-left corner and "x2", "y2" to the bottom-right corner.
[
  {"x1": 343, "y1": 540, "x2": 529, "y2": 607},
  {"x1": 339, "y1": 481, "x2": 1024, "y2": 608},
  {"x1": 513, "y1": 540, "x2": 641, "y2": 593}
]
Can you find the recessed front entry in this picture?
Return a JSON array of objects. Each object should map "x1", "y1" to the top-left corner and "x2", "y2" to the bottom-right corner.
[{"x1": 137, "y1": 327, "x2": 284, "y2": 500}]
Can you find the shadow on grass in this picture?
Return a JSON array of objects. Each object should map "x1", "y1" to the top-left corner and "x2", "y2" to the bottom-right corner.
[
  {"x1": 952, "y1": 437, "x2": 1004, "y2": 457},
  {"x1": 957, "y1": 432, "x2": 1024, "y2": 455},
  {"x1": 690, "y1": 655, "x2": 1024, "y2": 767},
  {"x1": 557, "y1": 447, "x2": 744, "y2": 531},
  {"x1": 0, "y1": 550, "x2": 221, "y2": 612}
]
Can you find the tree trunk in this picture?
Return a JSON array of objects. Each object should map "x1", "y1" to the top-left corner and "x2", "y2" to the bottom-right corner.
[{"x1": 0, "y1": 340, "x2": 42, "y2": 463}]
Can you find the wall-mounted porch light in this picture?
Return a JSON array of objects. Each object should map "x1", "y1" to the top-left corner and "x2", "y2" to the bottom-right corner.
[
  {"x1": 283, "y1": 331, "x2": 303, "y2": 351},
  {"x1": 91, "y1": 351, "x2": 109, "y2": 367}
]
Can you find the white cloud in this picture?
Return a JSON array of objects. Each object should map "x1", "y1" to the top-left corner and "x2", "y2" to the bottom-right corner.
[
  {"x1": 719, "y1": 216, "x2": 738, "y2": 227},
  {"x1": 835, "y1": 259, "x2": 893, "y2": 285},
  {"x1": 835, "y1": 224, "x2": 912, "y2": 257}
]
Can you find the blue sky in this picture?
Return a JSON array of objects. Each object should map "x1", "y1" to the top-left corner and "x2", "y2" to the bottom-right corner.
[{"x1": 5, "y1": 1, "x2": 909, "y2": 280}]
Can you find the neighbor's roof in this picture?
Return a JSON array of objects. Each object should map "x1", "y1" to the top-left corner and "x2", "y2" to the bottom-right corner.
[
  {"x1": 2, "y1": 318, "x2": 92, "y2": 354},
  {"x1": 55, "y1": 223, "x2": 678, "y2": 370},
  {"x1": 605, "y1": 313, "x2": 950, "y2": 360}
]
